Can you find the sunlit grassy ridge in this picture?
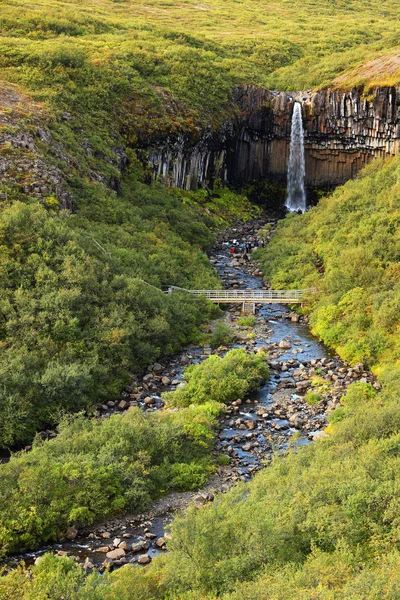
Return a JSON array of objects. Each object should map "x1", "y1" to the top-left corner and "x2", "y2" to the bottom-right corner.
[{"x1": 1, "y1": 0, "x2": 400, "y2": 126}]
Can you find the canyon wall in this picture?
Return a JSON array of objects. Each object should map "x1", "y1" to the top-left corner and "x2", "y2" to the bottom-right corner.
[{"x1": 146, "y1": 86, "x2": 400, "y2": 192}]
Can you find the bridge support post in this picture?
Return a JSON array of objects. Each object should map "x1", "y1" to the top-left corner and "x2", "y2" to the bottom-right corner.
[{"x1": 242, "y1": 302, "x2": 255, "y2": 314}]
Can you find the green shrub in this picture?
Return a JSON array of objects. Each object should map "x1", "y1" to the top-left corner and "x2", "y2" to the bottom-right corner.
[
  {"x1": 237, "y1": 316, "x2": 256, "y2": 327},
  {"x1": 258, "y1": 155, "x2": 400, "y2": 375},
  {"x1": 217, "y1": 454, "x2": 230, "y2": 466},
  {"x1": 169, "y1": 461, "x2": 212, "y2": 491},
  {"x1": 0, "y1": 184, "x2": 222, "y2": 447},
  {"x1": 304, "y1": 391, "x2": 322, "y2": 405},
  {"x1": 0, "y1": 403, "x2": 220, "y2": 555},
  {"x1": 210, "y1": 322, "x2": 235, "y2": 348},
  {"x1": 328, "y1": 382, "x2": 378, "y2": 432},
  {"x1": 163, "y1": 349, "x2": 269, "y2": 407}
]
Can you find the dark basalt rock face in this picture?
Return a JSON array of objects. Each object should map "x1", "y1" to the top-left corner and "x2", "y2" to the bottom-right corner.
[{"x1": 145, "y1": 86, "x2": 400, "y2": 193}]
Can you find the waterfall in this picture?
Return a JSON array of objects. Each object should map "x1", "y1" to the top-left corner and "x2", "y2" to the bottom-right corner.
[{"x1": 286, "y1": 102, "x2": 306, "y2": 212}]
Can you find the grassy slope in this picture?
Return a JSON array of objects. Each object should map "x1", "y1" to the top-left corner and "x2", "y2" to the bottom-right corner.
[
  {"x1": 1, "y1": 0, "x2": 399, "y2": 217},
  {"x1": 258, "y1": 156, "x2": 400, "y2": 382},
  {"x1": 1, "y1": 0, "x2": 400, "y2": 138}
]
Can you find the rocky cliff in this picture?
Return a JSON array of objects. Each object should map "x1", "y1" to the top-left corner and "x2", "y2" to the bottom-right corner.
[
  {"x1": 146, "y1": 86, "x2": 400, "y2": 193},
  {"x1": 0, "y1": 82, "x2": 126, "y2": 210}
]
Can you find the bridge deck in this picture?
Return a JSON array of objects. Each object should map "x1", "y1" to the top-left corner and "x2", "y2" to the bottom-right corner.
[{"x1": 166, "y1": 287, "x2": 314, "y2": 304}]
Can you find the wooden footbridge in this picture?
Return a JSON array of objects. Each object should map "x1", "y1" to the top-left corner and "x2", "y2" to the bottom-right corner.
[{"x1": 165, "y1": 286, "x2": 315, "y2": 312}]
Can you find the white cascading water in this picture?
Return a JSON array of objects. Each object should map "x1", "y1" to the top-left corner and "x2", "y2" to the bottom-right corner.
[{"x1": 286, "y1": 101, "x2": 306, "y2": 212}]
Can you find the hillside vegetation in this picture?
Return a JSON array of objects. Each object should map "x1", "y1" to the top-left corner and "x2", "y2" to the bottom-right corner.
[
  {"x1": 0, "y1": 168, "x2": 259, "y2": 447},
  {"x1": 2, "y1": 0, "x2": 400, "y2": 110},
  {"x1": 258, "y1": 156, "x2": 400, "y2": 382},
  {"x1": 1, "y1": 0, "x2": 400, "y2": 596}
]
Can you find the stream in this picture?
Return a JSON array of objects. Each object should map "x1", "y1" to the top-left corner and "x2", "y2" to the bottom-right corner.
[{"x1": 4, "y1": 216, "x2": 377, "y2": 573}]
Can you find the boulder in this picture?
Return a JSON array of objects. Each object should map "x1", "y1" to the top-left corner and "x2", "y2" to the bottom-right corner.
[
  {"x1": 289, "y1": 413, "x2": 304, "y2": 428},
  {"x1": 132, "y1": 541, "x2": 147, "y2": 553},
  {"x1": 279, "y1": 339, "x2": 291, "y2": 349},
  {"x1": 102, "y1": 558, "x2": 113, "y2": 569},
  {"x1": 83, "y1": 558, "x2": 94, "y2": 570},
  {"x1": 118, "y1": 541, "x2": 129, "y2": 551},
  {"x1": 138, "y1": 554, "x2": 152, "y2": 565},
  {"x1": 296, "y1": 380, "x2": 309, "y2": 391},
  {"x1": 193, "y1": 494, "x2": 208, "y2": 504},
  {"x1": 106, "y1": 548, "x2": 126, "y2": 560},
  {"x1": 65, "y1": 527, "x2": 78, "y2": 540},
  {"x1": 311, "y1": 431, "x2": 330, "y2": 440}
]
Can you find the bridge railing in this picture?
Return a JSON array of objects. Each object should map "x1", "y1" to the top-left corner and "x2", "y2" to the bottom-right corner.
[{"x1": 165, "y1": 287, "x2": 317, "y2": 302}]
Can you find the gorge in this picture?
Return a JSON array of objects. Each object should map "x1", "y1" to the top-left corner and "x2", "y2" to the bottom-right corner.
[{"x1": 3, "y1": 217, "x2": 375, "y2": 573}]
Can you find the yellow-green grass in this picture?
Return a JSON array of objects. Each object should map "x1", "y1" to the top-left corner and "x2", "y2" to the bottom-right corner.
[{"x1": 1, "y1": 0, "x2": 400, "y2": 115}]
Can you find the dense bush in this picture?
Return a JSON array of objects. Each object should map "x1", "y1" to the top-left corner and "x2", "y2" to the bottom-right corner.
[
  {"x1": 0, "y1": 402, "x2": 221, "y2": 555},
  {"x1": 237, "y1": 315, "x2": 256, "y2": 327},
  {"x1": 209, "y1": 322, "x2": 235, "y2": 348},
  {"x1": 163, "y1": 349, "x2": 269, "y2": 407},
  {"x1": 0, "y1": 180, "x2": 228, "y2": 447}
]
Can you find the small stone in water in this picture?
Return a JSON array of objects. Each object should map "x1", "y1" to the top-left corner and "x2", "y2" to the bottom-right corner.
[
  {"x1": 132, "y1": 541, "x2": 147, "y2": 553},
  {"x1": 138, "y1": 554, "x2": 152, "y2": 565}
]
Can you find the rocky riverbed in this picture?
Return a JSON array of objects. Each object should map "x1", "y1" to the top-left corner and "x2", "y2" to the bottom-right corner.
[{"x1": 4, "y1": 216, "x2": 378, "y2": 574}]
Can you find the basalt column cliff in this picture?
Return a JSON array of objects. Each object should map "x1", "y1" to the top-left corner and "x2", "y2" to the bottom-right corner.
[{"x1": 147, "y1": 86, "x2": 400, "y2": 191}]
